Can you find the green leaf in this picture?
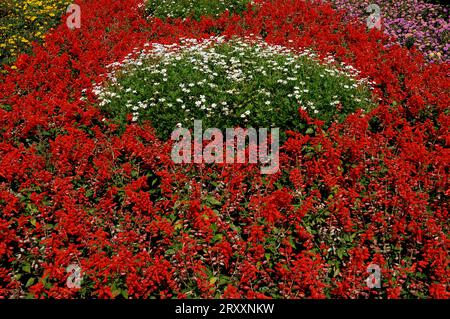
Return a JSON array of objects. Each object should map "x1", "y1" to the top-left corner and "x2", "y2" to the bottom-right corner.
[
  {"x1": 205, "y1": 196, "x2": 221, "y2": 207},
  {"x1": 165, "y1": 249, "x2": 175, "y2": 255},
  {"x1": 219, "y1": 276, "x2": 231, "y2": 286},
  {"x1": 26, "y1": 277, "x2": 35, "y2": 287},
  {"x1": 211, "y1": 234, "x2": 223, "y2": 243},
  {"x1": 333, "y1": 266, "x2": 340, "y2": 277},
  {"x1": 42, "y1": 276, "x2": 52, "y2": 289},
  {"x1": 209, "y1": 277, "x2": 218, "y2": 285},
  {"x1": 22, "y1": 263, "x2": 31, "y2": 273},
  {"x1": 85, "y1": 189, "x2": 94, "y2": 198},
  {"x1": 174, "y1": 221, "x2": 183, "y2": 231},
  {"x1": 336, "y1": 248, "x2": 346, "y2": 259}
]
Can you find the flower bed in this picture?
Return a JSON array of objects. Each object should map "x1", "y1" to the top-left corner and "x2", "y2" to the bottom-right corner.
[
  {"x1": 0, "y1": 0, "x2": 72, "y2": 66},
  {"x1": 93, "y1": 36, "x2": 374, "y2": 138},
  {"x1": 0, "y1": 0, "x2": 448, "y2": 299},
  {"x1": 146, "y1": 0, "x2": 251, "y2": 20},
  {"x1": 326, "y1": 0, "x2": 449, "y2": 63}
]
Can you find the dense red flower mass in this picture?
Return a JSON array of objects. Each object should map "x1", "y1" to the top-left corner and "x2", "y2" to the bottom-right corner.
[{"x1": 0, "y1": 0, "x2": 448, "y2": 298}]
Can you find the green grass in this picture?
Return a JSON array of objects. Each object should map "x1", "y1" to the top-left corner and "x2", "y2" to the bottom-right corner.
[{"x1": 146, "y1": 0, "x2": 252, "y2": 20}]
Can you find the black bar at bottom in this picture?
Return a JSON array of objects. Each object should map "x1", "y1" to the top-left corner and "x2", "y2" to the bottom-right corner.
[{"x1": 0, "y1": 299, "x2": 446, "y2": 318}]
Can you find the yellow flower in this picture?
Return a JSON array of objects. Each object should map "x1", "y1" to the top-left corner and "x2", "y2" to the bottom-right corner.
[{"x1": 1, "y1": 0, "x2": 72, "y2": 63}]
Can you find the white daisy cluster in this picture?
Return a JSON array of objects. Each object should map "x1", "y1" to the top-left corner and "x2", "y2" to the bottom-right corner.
[{"x1": 91, "y1": 36, "x2": 374, "y2": 128}]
